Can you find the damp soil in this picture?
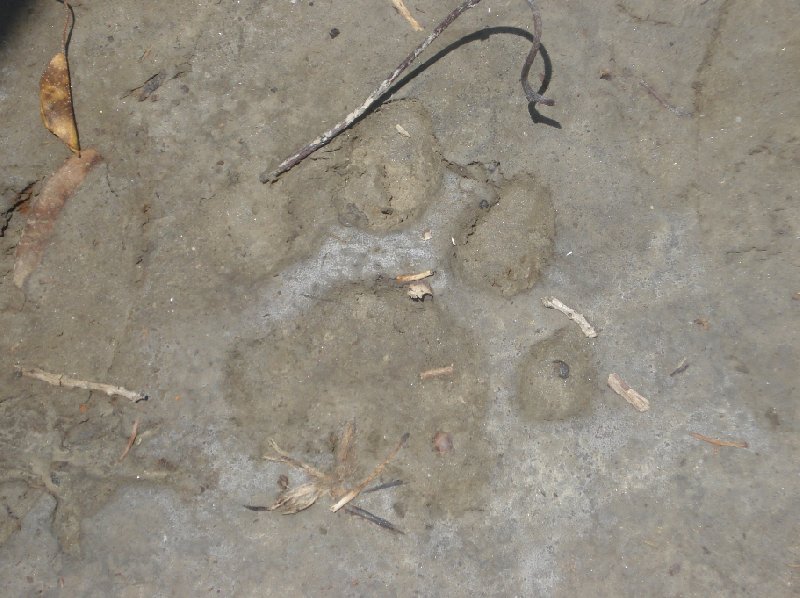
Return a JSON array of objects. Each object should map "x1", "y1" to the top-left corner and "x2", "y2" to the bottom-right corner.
[{"x1": 0, "y1": 0, "x2": 798, "y2": 595}]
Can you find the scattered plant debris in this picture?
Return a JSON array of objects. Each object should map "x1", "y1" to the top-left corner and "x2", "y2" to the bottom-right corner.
[
  {"x1": 607, "y1": 373, "x2": 650, "y2": 412},
  {"x1": 541, "y1": 296, "x2": 598, "y2": 338},
  {"x1": 260, "y1": 0, "x2": 553, "y2": 182},
  {"x1": 395, "y1": 123, "x2": 411, "y2": 137},
  {"x1": 14, "y1": 365, "x2": 148, "y2": 402},
  {"x1": 693, "y1": 318, "x2": 710, "y2": 330},
  {"x1": 253, "y1": 422, "x2": 409, "y2": 532}
]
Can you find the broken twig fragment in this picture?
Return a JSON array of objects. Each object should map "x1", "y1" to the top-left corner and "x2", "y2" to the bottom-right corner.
[
  {"x1": 541, "y1": 297, "x2": 598, "y2": 338},
  {"x1": 420, "y1": 364, "x2": 455, "y2": 381},
  {"x1": 331, "y1": 432, "x2": 410, "y2": 512},
  {"x1": 669, "y1": 358, "x2": 689, "y2": 377},
  {"x1": 607, "y1": 373, "x2": 650, "y2": 412},
  {"x1": 391, "y1": 0, "x2": 423, "y2": 31},
  {"x1": 118, "y1": 420, "x2": 140, "y2": 462},
  {"x1": 396, "y1": 270, "x2": 433, "y2": 283},
  {"x1": 689, "y1": 432, "x2": 748, "y2": 450},
  {"x1": 15, "y1": 366, "x2": 148, "y2": 402}
]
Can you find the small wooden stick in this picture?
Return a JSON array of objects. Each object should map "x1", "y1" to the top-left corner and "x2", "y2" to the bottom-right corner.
[
  {"x1": 391, "y1": 0, "x2": 423, "y2": 31},
  {"x1": 263, "y1": 440, "x2": 328, "y2": 480},
  {"x1": 261, "y1": 0, "x2": 552, "y2": 183},
  {"x1": 541, "y1": 297, "x2": 598, "y2": 338},
  {"x1": 15, "y1": 366, "x2": 148, "y2": 402},
  {"x1": 420, "y1": 364, "x2": 455, "y2": 380},
  {"x1": 396, "y1": 270, "x2": 434, "y2": 283},
  {"x1": 689, "y1": 432, "x2": 748, "y2": 449},
  {"x1": 607, "y1": 373, "x2": 650, "y2": 412},
  {"x1": 669, "y1": 357, "x2": 689, "y2": 377},
  {"x1": 118, "y1": 419, "x2": 139, "y2": 462},
  {"x1": 330, "y1": 432, "x2": 410, "y2": 512}
]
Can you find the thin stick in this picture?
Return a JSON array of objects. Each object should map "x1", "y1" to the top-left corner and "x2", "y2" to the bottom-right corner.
[
  {"x1": 344, "y1": 504, "x2": 404, "y2": 533},
  {"x1": 263, "y1": 440, "x2": 328, "y2": 480},
  {"x1": 541, "y1": 297, "x2": 598, "y2": 338},
  {"x1": 607, "y1": 373, "x2": 650, "y2": 412},
  {"x1": 669, "y1": 357, "x2": 689, "y2": 377},
  {"x1": 639, "y1": 79, "x2": 692, "y2": 117},
  {"x1": 15, "y1": 366, "x2": 148, "y2": 402},
  {"x1": 330, "y1": 432, "x2": 410, "y2": 512},
  {"x1": 420, "y1": 364, "x2": 455, "y2": 381},
  {"x1": 689, "y1": 432, "x2": 748, "y2": 449},
  {"x1": 118, "y1": 419, "x2": 139, "y2": 462},
  {"x1": 396, "y1": 270, "x2": 434, "y2": 283},
  {"x1": 391, "y1": 0, "x2": 423, "y2": 32},
  {"x1": 261, "y1": 0, "x2": 552, "y2": 183}
]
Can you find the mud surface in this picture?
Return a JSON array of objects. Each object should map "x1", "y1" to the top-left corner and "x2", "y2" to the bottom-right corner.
[{"x1": 1, "y1": 0, "x2": 798, "y2": 595}]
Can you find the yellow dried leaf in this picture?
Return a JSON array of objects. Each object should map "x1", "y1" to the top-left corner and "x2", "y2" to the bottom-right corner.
[{"x1": 40, "y1": 52, "x2": 80, "y2": 153}]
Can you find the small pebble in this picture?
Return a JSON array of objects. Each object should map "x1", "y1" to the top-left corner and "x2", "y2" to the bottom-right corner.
[
  {"x1": 552, "y1": 360, "x2": 570, "y2": 379},
  {"x1": 432, "y1": 431, "x2": 453, "y2": 454},
  {"x1": 329, "y1": 27, "x2": 340, "y2": 39}
]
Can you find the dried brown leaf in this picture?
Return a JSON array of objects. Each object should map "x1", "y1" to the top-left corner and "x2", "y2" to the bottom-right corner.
[
  {"x1": 13, "y1": 149, "x2": 102, "y2": 288},
  {"x1": 40, "y1": 52, "x2": 80, "y2": 152},
  {"x1": 268, "y1": 482, "x2": 325, "y2": 514}
]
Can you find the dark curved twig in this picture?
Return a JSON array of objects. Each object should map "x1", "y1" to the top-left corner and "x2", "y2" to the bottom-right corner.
[
  {"x1": 260, "y1": 0, "x2": 553, "y2": 183},
  {"x1": 520, "y1": 0, "x2": 554, "y2": 106}
]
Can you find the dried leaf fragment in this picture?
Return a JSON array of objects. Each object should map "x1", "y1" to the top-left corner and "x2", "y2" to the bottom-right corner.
[
  {"x1": 607, "y1": 373, "x2": 650, "y2": 412},
  {"x1": 118, "y1": 420, "x2": 140, "y2": 462},
  {"x1": 13, "y1": 149, "x2": 102, "y2": 288},
  {"x1": 269, "y1": 482, "x2": 325, "y2": 514},
  {"x1": 40, "y1": 52, "x2": 80, "y2": 152},
  {"x1": 408, "y1": 282, "x2": 433, "y2": 301}
]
